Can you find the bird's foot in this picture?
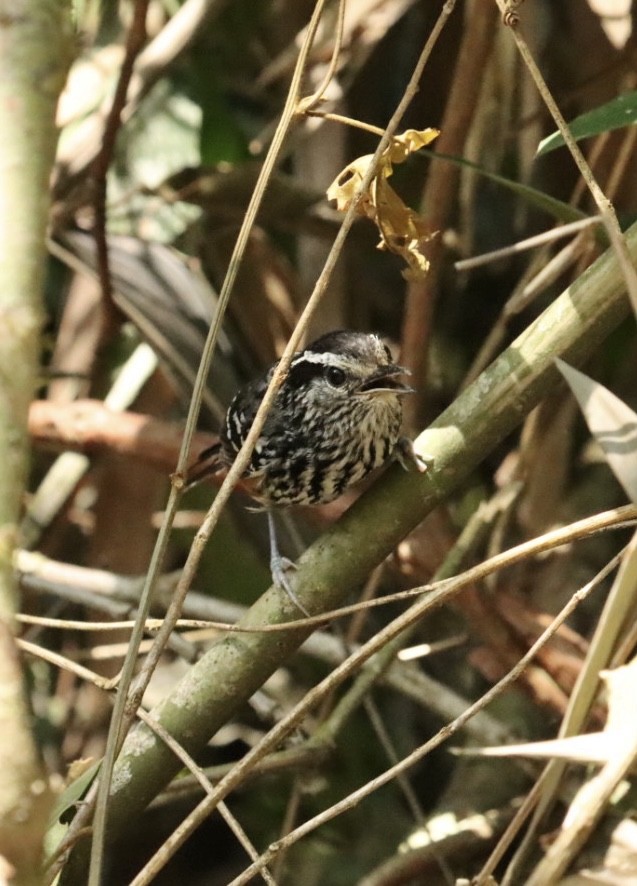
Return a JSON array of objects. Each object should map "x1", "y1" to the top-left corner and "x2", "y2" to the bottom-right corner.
[
  {"x1": 270, "y1": 554, "x2": 310, "y2": 617},
  {"x1": 395, "y1": 437, "x2": 433, "y2": 474}
]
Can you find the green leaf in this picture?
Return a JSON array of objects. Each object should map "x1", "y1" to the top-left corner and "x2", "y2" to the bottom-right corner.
[
  {"x1": 47, "y1": 759, "x2": 101, "y2": 828},
  {"x1": 199, "y1": 82, "x2": 249, "y2": 167},
  {"x1": 538, "y1": 91, "x2": 637, "y2": 156},
  {"x1": 422, "y1": 149, "x2": 587, "y2": 224},
  {"x1": 556, "y1": 359, "x2": 637, "y2": 504}
]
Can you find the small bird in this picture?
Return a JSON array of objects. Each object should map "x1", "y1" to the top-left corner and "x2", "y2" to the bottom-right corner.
[{"x1": 188, "y1": 330, "x2": 425, "y2": 614}]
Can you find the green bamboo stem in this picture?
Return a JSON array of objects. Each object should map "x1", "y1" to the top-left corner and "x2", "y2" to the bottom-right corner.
[{"x1": 68, "y1": 220, "x2": 637, "y2": 865}]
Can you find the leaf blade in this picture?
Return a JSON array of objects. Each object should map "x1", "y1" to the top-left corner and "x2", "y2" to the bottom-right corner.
[
  {"x1": 538, "y1": 91, "x2": 637, "y2": 156},
  {"x1": 556, "y1": 358, "x2": 637, "y2": 503}
]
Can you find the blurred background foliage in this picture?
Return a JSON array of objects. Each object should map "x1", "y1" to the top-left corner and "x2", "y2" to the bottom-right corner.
[{"x1": 25, "y1": 0, "x2": 637, "y2": 882}]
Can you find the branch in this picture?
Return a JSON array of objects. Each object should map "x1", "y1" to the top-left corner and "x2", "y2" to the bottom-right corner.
[
  {"x1": 0, "y1": 0, "x2": 71, "y2": 876},
  {"x1": 28, "y1": 399, "x2": 217, "y2": 474},
  {"x1": 63, "y1": 216, "x2": 637, "y2": 870},
  {"x1": 92, "y1": 0, "x2": 150, "y2": 328},
  {"x1": 401, "y1": 0, "x2": 498, "y2": 427}
]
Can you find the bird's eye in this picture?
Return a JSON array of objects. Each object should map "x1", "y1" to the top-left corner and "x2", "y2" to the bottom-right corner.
[
  {"x1": 383, "y1": 344, "x2": 392, "y2": 362},
  {"x1": 326, "y1": 366, "x2": 347, "y2": 387}
]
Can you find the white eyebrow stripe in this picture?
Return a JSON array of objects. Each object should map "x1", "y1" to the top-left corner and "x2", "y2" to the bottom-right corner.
[{"x1": 291, "y1": 352, "x2": 352, "y2": 369}]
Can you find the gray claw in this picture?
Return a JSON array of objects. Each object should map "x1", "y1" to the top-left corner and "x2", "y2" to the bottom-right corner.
[
  {"x1": 270, "y1": 554, "x2": 309, "y2": 617},
  {"x1": 268, "y1": 511, "x2": 309, "y2": 616}
]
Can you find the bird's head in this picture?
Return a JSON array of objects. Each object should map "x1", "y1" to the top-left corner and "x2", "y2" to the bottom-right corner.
[{"x1": 283, "y1": 331, "x2": 413, "y2": 408}]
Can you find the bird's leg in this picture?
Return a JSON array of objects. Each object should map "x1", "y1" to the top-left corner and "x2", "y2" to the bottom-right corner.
[
  {"x1": 395, "y1": 436, "x2": 433, "y2": 474},
  {"x1": 267, "y1": 510, "x2": 310, "y2": 617}
]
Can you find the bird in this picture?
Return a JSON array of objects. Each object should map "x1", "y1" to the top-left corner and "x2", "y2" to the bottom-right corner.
[{"x1": 187, "y1": 330, "x2": 426, "y2": 615}]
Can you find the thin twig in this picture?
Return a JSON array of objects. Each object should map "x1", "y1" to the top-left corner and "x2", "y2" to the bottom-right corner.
[
  {"x1": 460, "y1": 231, "x2": 592, "y2": 389},
  {"x1": 499, "y1": 0, "x2": 637, "y2": 316},
  {"x1": 53, "y1": 0, "x2": 228, "y2": 198},
  {"x1": 124, "y1": 0, "x2": 459, "y2": 800},
  {"x1": 87, "y1": 3, "x2": 333, "y2": 882},
  {"x1": 128, "y1": 506, "x2": 633, "y2": 883},
  {"x1": 305, "y1": 109, "x2": 386, "y2": 137},
  {"x1": 298, "y1": 0, "x2": 346, "y2": 112},
  {"x1": 226, "y1": 550, "x2": 625, "y2": 886},
  {"x1": 22, "y1": 344, "x2": 158, "y2": 549},
  {"x1": 137, "y1": 711, "x2": 278, "y2": 886},
  {"x1": 400, "y1": 0, "x2": 496, "y2": 429},
  {"x1": 26, "y1": 635, "x2": 274, "y2": 886},
  {"x1": 473, "y1": 774, "x2": 545, "y2": 885},
  {"x1": 18, "y1": 639, "x2": 115, "y2": 690},
  {"x1": 455, "y1": 216, "x2": 602, "y2": 271},
  {"x1": 604, "y1": 127, "x2": 637, "y2": 204},
  {"x1": 91, "y1": 0, "x2": 149, "y2": 324},
  {"x1": 19, "y1": 506, "x2": 637, "y2": 638},
  {"x1": 502, "y1": 527, "x2": 637, "y2": 884}
]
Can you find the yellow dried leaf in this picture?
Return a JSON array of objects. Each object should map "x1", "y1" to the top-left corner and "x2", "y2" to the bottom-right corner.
[
  {"x1": 326, "y1": 155, "x2": 375, "y2": 214},
  {"x1": 385, "y1": 127, "x2": 440, "y2": 166},
  {"x1": 327, "y1": 127, "x2": 439, "y2": 277},
  {"x1": 374, "y1": 177, "x2": 433, "y2": 275}
]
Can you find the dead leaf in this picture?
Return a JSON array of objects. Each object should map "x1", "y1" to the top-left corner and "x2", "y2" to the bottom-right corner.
[
  {"x1": 456, "y1": 662, "x2": 637, "y2": 767},
  {"x1": 556, "y1": 359, "x2": 637, "y2": 504},
  {"x1": 327, "y1": 127, "x2": 439, "y2": 277}
]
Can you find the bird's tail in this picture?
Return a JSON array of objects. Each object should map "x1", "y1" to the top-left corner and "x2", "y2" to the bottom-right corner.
[{"x1": 184, "y1": 441, "x2": 225, "y2": 489}]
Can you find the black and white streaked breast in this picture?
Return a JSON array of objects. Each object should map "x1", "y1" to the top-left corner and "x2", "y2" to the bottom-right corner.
[{"x1": 219, "y1": 331, "x2": 410, "y2": 507}]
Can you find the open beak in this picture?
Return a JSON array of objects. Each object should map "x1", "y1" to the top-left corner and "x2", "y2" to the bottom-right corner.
[{"x1": 356, "y1": 364, "x2": 414, "y2": 395}]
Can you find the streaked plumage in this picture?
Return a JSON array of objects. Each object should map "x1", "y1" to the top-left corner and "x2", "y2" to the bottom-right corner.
[
  {"x1": 214, "y1": 330, "x2": 411, "y2": 505},
  {"x1": 189, "y1": 330, "x2": 420, "y2": 614}
]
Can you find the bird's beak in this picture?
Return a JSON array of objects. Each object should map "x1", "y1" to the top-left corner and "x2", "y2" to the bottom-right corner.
[{"x1": 356, "y1": 364, "x2": 414, "y2": 395}]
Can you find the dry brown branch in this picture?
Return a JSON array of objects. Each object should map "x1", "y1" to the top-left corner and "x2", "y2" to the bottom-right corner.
[
  {"x1": 400, "y1": 0, "x2": 498, "y2": 428},
  {"x1": 91, "y1": 0, "x2": 150, "y2": 333},
  {"x1": 53, "y1": 0, "x2": 229, "y2": 200},
  {"x1": 28, "y1": 399, "x2": 217, "y2": 474}
]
